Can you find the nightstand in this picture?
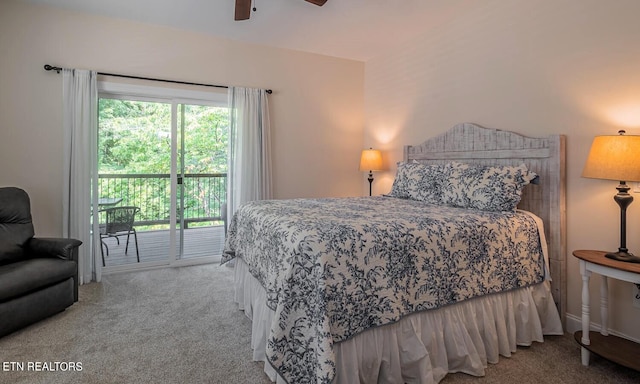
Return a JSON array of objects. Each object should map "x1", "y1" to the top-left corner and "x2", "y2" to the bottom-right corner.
[{"x1": 572, "y1": 250, "x2": 640, "y2": 371}]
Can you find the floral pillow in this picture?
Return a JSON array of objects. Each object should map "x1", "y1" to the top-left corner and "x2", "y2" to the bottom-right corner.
[
  {"x1": 388, "y1": 161, "x2": 445, "y2": 204},
  {"x1": 388, "y1": 161, "x2": 421, "y2": 199},
  {"x1": 440, "y1": 162, "x2": 538, "y2": 212}
]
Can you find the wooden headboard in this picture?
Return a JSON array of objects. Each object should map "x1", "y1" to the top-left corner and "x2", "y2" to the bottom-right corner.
[{"x1": 404, "y1": 122, "x2": 567, "y2": 323}]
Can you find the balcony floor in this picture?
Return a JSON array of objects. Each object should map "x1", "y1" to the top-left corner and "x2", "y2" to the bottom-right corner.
[{"x1": 100, "y1": 225, "x2": 225, "y2": 267}]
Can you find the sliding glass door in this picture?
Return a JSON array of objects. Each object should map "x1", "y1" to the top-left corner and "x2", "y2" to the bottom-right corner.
[
  {"x1": 97, "y1": 82, "x2": 228, "y2": 271},
  {"x1": 175, "y1": 103, "x2": 229, "y2": 262}
]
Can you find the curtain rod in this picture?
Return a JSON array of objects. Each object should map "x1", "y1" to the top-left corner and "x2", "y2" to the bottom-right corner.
[{"x1": 43, "y1": 64, "x2": 272, "y2": 94}]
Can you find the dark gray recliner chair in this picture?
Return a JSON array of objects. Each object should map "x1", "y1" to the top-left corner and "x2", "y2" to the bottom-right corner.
[{"x1": 0, "y1": 187, "x2": 82, "y2": 338}]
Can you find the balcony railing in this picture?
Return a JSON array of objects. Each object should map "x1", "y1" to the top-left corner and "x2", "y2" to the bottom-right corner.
[{"x1": 98, "y1": 173, "x2": 226, "y2": 229}]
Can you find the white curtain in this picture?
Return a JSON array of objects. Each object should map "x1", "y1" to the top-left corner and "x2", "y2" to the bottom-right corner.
[
  {"x1": 227, "y1": 87, "x2": 273, "y2": 220},
  {"x1": 62, "y1": 69, "x2": 100, "y2": 284}
]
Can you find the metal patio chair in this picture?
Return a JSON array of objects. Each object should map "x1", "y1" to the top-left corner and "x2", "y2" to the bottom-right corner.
[{"x1": 99, "y1": 206, "x2": 140, "y2": 266}]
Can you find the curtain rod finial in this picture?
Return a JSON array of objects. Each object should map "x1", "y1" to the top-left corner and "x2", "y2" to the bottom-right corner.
[{"x1": 44, "y1": 64, "x2": 62, "y2": 74}]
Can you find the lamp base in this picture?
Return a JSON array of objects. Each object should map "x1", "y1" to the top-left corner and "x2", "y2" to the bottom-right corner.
[{"x1": 605, "y1": 250, "x2": 640, "y2": 263}]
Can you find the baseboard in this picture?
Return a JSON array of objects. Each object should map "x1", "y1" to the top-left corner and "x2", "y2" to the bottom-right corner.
[{"x1": 565, "y1": 313, "x2": 640, "y2": 343}]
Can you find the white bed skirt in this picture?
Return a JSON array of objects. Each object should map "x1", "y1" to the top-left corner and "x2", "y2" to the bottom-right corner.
[{"x1": 233, "y1": 258, "x2": 563, "y2": 384}]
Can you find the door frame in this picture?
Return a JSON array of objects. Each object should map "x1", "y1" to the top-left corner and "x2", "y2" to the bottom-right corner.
[{"x1": 97, "y1": 80, "x2": 228, "y2": 274}]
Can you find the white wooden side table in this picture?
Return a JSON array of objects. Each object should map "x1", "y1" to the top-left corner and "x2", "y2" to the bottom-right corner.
[{"x1": 572, "y1": 249, "x2": 640, "y2": 372}]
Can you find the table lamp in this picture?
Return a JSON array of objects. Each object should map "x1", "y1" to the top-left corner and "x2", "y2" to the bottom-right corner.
[
  {"x1": 582, "y1": 130, "x2": 640, "y2": 263},
  {"x1": 359, "y1": 148, "x2": 383, "y2": 196}
]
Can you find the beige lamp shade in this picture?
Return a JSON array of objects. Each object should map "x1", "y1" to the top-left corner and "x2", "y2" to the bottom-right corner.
[
  {"x1": 582, "y1": 134, "x2": 640, "y2": 182},
  {"x1": 359, "y1": 149, "x2": 383, "y2": 171}
]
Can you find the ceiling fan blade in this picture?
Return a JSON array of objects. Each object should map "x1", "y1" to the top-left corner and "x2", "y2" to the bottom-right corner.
[
  {"x1": 235, "y1": 0, "x2": 251, "y2": 20},
  {"x1": 305, "y1": 0, "x2": 327, "y2": 6}
]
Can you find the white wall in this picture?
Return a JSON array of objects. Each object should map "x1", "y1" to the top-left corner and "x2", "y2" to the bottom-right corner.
[
  {"x1": 0, "y1": 1, "x2": 364, "y2": 236},
  {"x1": 364, "y1": 0, "x2": 640, "y2": 340}
]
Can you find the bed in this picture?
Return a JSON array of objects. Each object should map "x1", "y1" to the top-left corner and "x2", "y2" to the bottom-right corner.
[{"x1": 223, "y1": 122, "x2": 566, "y2": 384}]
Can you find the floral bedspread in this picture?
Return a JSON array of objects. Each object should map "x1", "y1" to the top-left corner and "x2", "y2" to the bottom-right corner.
[{"x1": 222, "y1": 196, "x2": 546, "y2": 384}]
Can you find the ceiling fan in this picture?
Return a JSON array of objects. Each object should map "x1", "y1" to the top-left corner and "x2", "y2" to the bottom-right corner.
[{"x1": 235, "y1": 0, "x2": 327, "y2": 21}]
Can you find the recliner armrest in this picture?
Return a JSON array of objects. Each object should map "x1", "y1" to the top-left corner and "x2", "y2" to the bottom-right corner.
[
  {"x1": 26, "y1": 237, "x2": 82, "y2": 302},
  {"x1": 26, "y1": 237, "x2": 82, "y2": 262}
]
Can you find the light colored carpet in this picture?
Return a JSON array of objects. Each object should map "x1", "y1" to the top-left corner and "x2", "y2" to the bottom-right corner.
[
  {"x1": 1, "y1": 264, "x2": 639, "y2": 384},
  {"x1": 0, "y1": 264, "x2": 270, "y2": 384}
]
